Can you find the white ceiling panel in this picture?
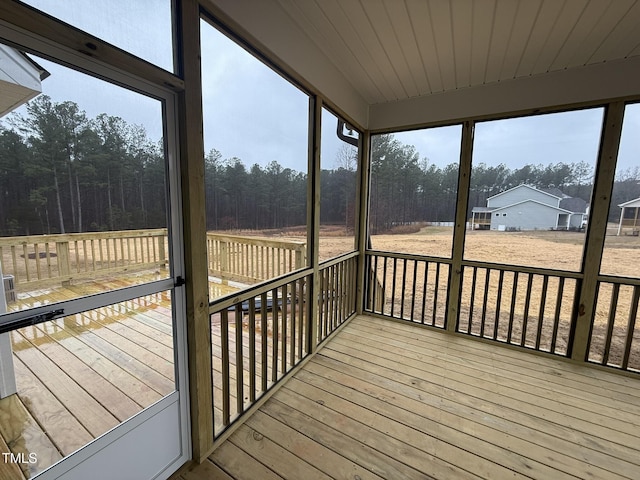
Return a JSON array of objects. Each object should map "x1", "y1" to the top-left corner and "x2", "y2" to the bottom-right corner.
[{"x1": 210, "y1": 0, "x2": 640, "y2": 128}]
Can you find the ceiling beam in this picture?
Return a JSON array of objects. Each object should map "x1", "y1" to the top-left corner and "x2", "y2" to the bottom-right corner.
[{"x1": 369, "y1": 57, "x2": 640, "y2": 131}]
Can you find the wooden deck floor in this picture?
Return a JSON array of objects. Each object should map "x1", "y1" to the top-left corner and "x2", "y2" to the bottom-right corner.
[{"x1": 180, "y1": 315, "x2": 640, "y2": 480}]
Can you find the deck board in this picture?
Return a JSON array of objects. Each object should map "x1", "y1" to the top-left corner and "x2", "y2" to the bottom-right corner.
[
  {"x1": 12, "y1": 356, "x2": 93, "y2": 455},
  {"x1": 198, "y1": 315, "x2": 640, "y2": 480},
  {"x1": 0, "y1": 392, "x2": 61, "y2": 478}
]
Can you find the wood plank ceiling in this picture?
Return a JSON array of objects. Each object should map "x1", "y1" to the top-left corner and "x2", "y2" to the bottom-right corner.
[{"x1": 276, "y1": 0, "x2": 640, "y2": 106}]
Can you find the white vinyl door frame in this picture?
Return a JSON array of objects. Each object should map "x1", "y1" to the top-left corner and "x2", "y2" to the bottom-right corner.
[{"x1": 0, "y1": 20, "x2": 192, "y2": 480}]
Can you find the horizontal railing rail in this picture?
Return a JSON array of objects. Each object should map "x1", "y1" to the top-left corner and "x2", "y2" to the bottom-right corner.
[
  {"x1": 206, "y1": 232, "x2": 306, "y2": 284},
  {"x1": 0, "y1": 229, "x2": 168, "y2": 290},
  {"x1": 364, "y1": 250, "x2": 451, "y2": 328}
]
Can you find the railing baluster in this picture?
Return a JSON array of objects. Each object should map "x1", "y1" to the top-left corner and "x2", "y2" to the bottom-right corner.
[
  {"x1": 468, "y1": 266, "x2": 478, "y2": 334},
  {"x1": 235, "y1": 304, "x2": 243, "y2": 416},
  {"x1": 493, "y1": 269, "x2": 504, "y2": 340},
  {"x1": 390, "y1": 257, "x2": 397, "y2": 317},
  {"x1": 220, "y1": 309, "x2": 230, "y2": 426},
  {"x1": 551, "y1": 277, "x2": 565, "y2": 354},
  {"x1": 410, "y1": 259, "x2": 418, "y2": 321},
  {"x1": 260, "y1": 292, "x2": 268, "y2": 393},
  {"x1": 521, "y1": 274, "x2": 534, "y2": 347},
  {"x1": 22, "y1": 244, "x2": 30, "y2": 282},
  {"x1": 10, "y1": 246, "x2": 17, "y2": 283},
  {"x1": 298, "y1": 277, "x2": 305, "y2": 357},
  {"x1": 433, "y1": 263, "x2": 440, "y2": 326},
  {"x1": 248, "y1": 298, "x2": 256, "y2": 403},
  {"x1": 318, "y1": 268, "x2": 325, "y2": 340},
  {"x1": 290, "y1": 279, "x2": 297, "y2": 366},
  {"x1": 381, "y1": 257, "x2": 388, "y2": 316},
  {"x1": 106, "y1": 239, "x2": 111, "y2": 269},
  {"x1": 622, "y1": 286, "x2": 639, "y2": 370},
  {"x1": 46, "y1": 243, "x2": 53, "y2": 278},
  {"x1": 421, "y1": 261, "x2": 428, "y2": 324},
  {"x1": 271, "y1": 287, "x2": 279, "y2": 383},
  {"x1": 281, "y1": 283, "x2": 288, "y2": 374},
  {"x1": 602, "y1": 282, "x2": 620, "y2": 365},
  {"x1": 34, "y1": 243, "x2": 41, "y2": 280},
  {"x1": 371, "y1": 255, "x2": 379, "y2": 313},
  {"x1": 400, "y1": 258, "x2": 407, "y2": 319},
  {"x1": 535, "y1": 275, "x2": 549, "y2": 350},
  {"x1": 480, "y1": 268, "x2": 490, "y2": 338},
  {"x1": 508, "y1": 271, "x2": 519, "y2": 343}
]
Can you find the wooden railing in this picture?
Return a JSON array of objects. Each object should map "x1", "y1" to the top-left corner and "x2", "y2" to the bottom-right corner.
[
  {"x1": 0, "y1": 230, "x2": 308, "y2": 293},
  {"x1": 210, "y1": 253, "x2": 358, "y2": 437},
  {"x1": 364, "y1": 250, "x2": 449, "y2": 328},
  {"x1": 206, "y1": 233, "x2": 306, "y2": 284},
  {"x1": 589, "y1": 276, "x2": 640, "y2": 371},
  {"x1": 458, "y1": 262, "x2": 581, "y2": 356},
  {"x1": 364, "y1": 251, "x2": 640, "y2": 374},
  {"x1": 317, "y1": 253, "x2": 358, "y2": 343},
  {"x1": 0, "y1": 229, "x2": 167, "y2": 290},
  {"x1": 210, "y1": 269, "x2": 311, "y2": 433}
]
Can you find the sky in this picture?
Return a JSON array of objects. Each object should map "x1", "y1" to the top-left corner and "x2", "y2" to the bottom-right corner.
[{"x1": 4, "y1": 0, "x2": 639, "y2": 178}]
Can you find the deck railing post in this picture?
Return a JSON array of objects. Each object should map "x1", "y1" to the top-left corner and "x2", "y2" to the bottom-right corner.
[
  {"x1": 56, "y1": 240, "x2": 71, "y2": 286},
  {"x1": 295, "y1": 247, "x2": 304, "y2": 271},
  {"x1": 220, "y1": 240, "x2": 229, "y2": 284},
  {"x1": 158, "y1": 231, "x2": 167, "y2": 269},
  {"x1": 355, "y1": 130, "x2": 371, "y2": 315}
]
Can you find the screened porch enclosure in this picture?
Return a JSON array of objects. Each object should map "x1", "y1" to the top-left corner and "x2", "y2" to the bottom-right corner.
[{"x1": 1, "y1": 1, "x2": 640, "y2": 480}]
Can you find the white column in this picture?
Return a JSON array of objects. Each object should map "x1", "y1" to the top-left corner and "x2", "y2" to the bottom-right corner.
[{"x1": 617, "y1": 206, "x2": 624, "y2": 236}]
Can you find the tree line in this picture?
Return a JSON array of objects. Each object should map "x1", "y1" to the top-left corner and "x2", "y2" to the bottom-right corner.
[
  {"x1": 369, "y1": 134, "x2": 640, "y2": 233},
  {"x1": 0, "y1": 95, "x2": 166, "y2": 235},
  {"x1": 1, "y1": 96, "x2": 638, "y2": 237}
]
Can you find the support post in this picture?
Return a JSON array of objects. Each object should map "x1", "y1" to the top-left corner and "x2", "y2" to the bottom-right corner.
[
  {"x1": 355, "y1": 130, "x2": 371, "y2": 315},
  {"x1": 306, "y1": 96, "x2": 322, "y2": 353},
  {"x1": 446, "y1": 121, "x2": 474, "y2": 333},
  {"x1": 571, "y1": 101, "x2": 625, "y2": 361},
  {"x1": 177, "y1": 0, "x2": 214, "y2": 462}
]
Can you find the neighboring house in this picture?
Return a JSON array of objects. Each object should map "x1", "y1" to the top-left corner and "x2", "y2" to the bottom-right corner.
[
  {"x1": 470, "y1": 184, "x2": 589, "y2": 231},
  {"x1": 617, "y1": 197, "x2": 640, "y2": 235}
]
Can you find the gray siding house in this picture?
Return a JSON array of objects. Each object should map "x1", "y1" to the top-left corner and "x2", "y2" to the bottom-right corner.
[{"x1": 471, "y1": 184, "x2": 588, "y2": 231}]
